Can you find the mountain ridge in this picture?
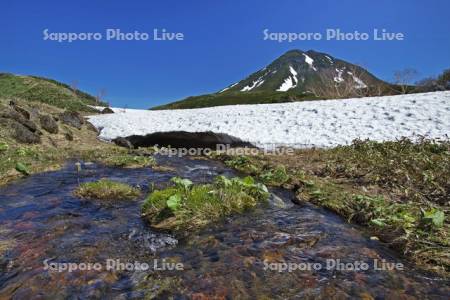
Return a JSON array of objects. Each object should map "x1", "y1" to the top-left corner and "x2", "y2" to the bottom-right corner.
[{"x1": 151, "y1": 49, "x2": 391, "y2": 110}]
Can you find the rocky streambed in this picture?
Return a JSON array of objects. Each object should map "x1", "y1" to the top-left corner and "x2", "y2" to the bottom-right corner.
[{"x1": 0, "y1": 155, "x2": 448, "y2": 299}]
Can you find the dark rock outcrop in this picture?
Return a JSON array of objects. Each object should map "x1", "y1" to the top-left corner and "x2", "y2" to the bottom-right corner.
[
  {"x1": 12, "y1": 121, "x2": 41, "y2": 144},
  {"x1": 113, "y1": 137, "x2": 133, "y2": 149},
  {"x1": 39, "y1": 114, "x2": 59, "y2": 134},
  {"x1": 101, "y1": 107, "x2": 114, "y2": 114},
  {"x1": 117, "y1": 131, "x2": 255, "y2": 149},
  {"x1": 64, "y1": 130, "x2": 74, "y2": 141},
  {"x1": 85, "y1": 121, "x2": 99, "y2": 134},
  {"x1": 9, "y1": 101, "x2": 31, "y2": 120},
  {"x1": 0, "y1": 108, "x2": 37, "y2": 132},
  {"x1": 59, "y1": 111, "x2": 85, "y2": 129}
]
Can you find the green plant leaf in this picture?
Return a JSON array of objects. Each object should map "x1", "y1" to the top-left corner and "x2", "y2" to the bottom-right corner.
[
  {"x1": 311, "y1": 190, "x2": 323, "y2": 196},
  {"x1": 242, "y1": 176, "x2": 255, "y2": 186},
  {"x1": 302, "y1": 180, "x2": 315, "y2": 187},
  {"x1": 15, "y1": 162, "x2": 30, "y2": 176},
  {"x1": 215, "y1": 175, "x2": 232, "y2": 187},
  {"x1": 171, "y1": 177, "x2": 193, "y2": 191},
  {"x1": 16, "y1": 148, "x2": 27, "y2": 156},
  {"x1": 0, "y1": 142, "x2": 8, "y2": 152},
  {"x1": 370, "y1": 218, "x2": 386, "y2": 227},
  {"x1": 255, "y1": 183, "x2": 269, "y2": 194},
  {"x1": 422, "y1": 208, "x2": 445, "y2": 228},
  {"x1": 166, "y1": 194, "x2": 182, "y2": 211}
]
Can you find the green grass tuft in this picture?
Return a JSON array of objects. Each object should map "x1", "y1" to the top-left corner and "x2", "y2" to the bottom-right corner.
[
  {"x1": 102, "y1": 154, "x2": 156, "y2": 168},
  {"x1": 74, "y1": 179, "x2": 141, "y2": 200},
  {"x1": 142, "y1": 175, "x2": 269, "y2": 232},
  {"x1": 259, "y1": 165, "x2": 290, "y2": 186},
  {"x1": 224, "y1": 155, "x2": 262, "y2": 174}
]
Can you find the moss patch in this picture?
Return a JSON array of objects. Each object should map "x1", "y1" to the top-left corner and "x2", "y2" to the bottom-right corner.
[
  {"x1": 142, "y1": 176, "x2": 269, "y2": 232},
  {"x1": 74, "y1": 179, "x2": 141, "y2": 200}
]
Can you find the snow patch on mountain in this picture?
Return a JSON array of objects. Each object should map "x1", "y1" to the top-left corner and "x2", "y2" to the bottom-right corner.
[
  {"x1": 276, "y1": 66, "x2": 298, "y2": 91},
  {"x1": 219, "y1": 82, "x2": 238, "y2": 93},
  {"x1": 347, "y1": 71, "x2": 367, "y2": 88},
  {"x1": 303, "y1": 54, "x2": 317, "y2": 71},
  {"x1": 289, "y1": 66, "x2": 298, "y2": 78},
  {"x1": 277, "y1": 77, "x2": 295, "y2": 92},
  {"x1": 334, "y1": 68, "x2": 345, "y2": 83},
  {"x1": 88, "y1": 91, "x2": 450, "y2": 149},
  {"x1": 241, "y1": 77, "x2": 265, "y2": 92}
]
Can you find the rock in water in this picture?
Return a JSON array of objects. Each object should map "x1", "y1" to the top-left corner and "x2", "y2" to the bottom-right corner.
[
  {"x1": 59, "y1": 111, "x2": 85, "y2": 129},
  {"x1": 39, "y1": 114, "x2": 59, "y2": 134}
]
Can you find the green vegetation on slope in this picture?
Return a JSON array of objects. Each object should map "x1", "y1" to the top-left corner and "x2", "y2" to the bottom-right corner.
[
  {"x1": 0, "y1": 73, "x2": 106, "y2": 111},
  {"x1": 151, "y1": 91, "x2": 320, "y2": 110},
  {"x1": 142, "y1": 176, "x2": 269, "y2": 232},
  {"x1": 214, "y1": 138, "x2": 450, "y2": 275},
  {"x1": 0, "y1": 97, "x2": 163, "y2": 185}
]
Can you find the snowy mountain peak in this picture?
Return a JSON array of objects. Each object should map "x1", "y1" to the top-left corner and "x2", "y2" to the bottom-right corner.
[
  {"x1": 216, "y1": 49, "x2": 385, "y2": 95},
  {"x1": 153, "y1": 49, "x2": 389, "y2": 110}
]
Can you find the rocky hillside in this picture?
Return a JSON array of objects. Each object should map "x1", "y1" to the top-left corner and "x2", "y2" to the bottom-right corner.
[
  {"x1": 0, "y1": 95, "x2": 123, "y2": 185},
  {"x1": 0, "y1": 73, "x2": 106, "y2": 112},
  {"x1": 152, "y1": 49, "x2": 391, "y2": 110},
  {"x1": 0, "y1": 73, "x2": 117, "y2": 185}
]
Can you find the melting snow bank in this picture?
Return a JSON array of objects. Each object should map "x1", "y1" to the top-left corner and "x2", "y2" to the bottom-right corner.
[{"x1": 88, "y1": 91, "x2": 450, "y2": 149}]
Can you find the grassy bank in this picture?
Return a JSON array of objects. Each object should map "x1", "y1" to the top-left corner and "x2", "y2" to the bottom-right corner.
[
  {"x1": 0, "y1": 141, "x2": 158, "y2": 185},
  {"x1": 0, "y1": 97, "x2": 159, "y2": 185},
  {"x1": 214, "y1": 138, "x2": 449, "y2": 275}
]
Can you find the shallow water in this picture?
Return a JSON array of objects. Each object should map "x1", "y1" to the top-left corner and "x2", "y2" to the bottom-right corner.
[{"x1": 0, "y1": 156, "x2": 448, "y2": 299}]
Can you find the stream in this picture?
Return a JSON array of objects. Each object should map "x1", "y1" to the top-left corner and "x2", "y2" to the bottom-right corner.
[{"x1": 0, "y1": 156, "x2": 448, "y2": 299}]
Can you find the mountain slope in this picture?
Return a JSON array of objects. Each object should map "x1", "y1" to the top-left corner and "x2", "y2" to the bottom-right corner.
[
  {"x1": 0, "y1": 73, "x2": 106, "y2": 112},
  {"x1": 152, "y1": 50, "x2": 391, "y2": 110}
]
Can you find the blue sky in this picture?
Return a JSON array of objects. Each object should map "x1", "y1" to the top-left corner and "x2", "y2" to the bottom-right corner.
[{"x1": 1, "y1": 0, "x2": 449, "y2": 108}]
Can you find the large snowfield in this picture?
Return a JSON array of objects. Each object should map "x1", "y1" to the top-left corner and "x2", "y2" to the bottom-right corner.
[{"x1": 88, "y1": 91, "x2": 450, "y2": 149}]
